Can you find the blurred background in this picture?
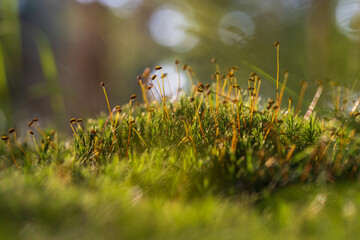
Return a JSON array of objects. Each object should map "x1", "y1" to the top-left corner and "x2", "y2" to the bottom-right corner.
[{"x1": 1, "y1": 0, "x2": 360, "y2": 132}]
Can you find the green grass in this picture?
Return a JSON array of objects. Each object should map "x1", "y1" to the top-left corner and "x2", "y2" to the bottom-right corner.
[
  {"x1": 1, "y1": 63, "x2": 360, "y2": 239},
  {"x1": 2, "y1": 165, "x2": 360, "y2": 240}
]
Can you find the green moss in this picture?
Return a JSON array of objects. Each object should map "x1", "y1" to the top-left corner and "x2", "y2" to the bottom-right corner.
[{"x1": 1, "y1": 70, "x2": 360, "y2": 239}]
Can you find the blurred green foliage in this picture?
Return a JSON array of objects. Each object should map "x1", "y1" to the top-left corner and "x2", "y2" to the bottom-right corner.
[{"x1": 0, "y1": 0, "x2": 21, "y2": 130}]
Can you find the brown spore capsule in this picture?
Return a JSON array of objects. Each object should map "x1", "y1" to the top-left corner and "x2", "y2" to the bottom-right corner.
[{"x1": 1, "y1": 136, "x2": 9, "y2": 141}]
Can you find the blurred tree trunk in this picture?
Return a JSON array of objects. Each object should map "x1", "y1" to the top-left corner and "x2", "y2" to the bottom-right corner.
[
  {"x1": 307, "y1": 0, "x2": 331, "y2": 82},
  {"x1": 62, "y1": 2, "x2": 108, "y2": 117}
]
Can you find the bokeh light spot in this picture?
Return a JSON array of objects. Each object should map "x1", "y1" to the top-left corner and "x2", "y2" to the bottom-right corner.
[
  {"x1": 75, "y1": 0, "x2": 96, "y2": 4},
  {"x1": 106, "y1": 0, "x2": 143, "y2": 18},
  {"x1": 218, "y1": 11, "x2": 255, "y2": 47},
  {"x1": 75, "y1": 0, "x2": 143, "y2": 18},
  {"x1": 149, "y1": 6, "x2": 199, "y2": 52},
  {"x1": 336, "y1": 0, "x2": 360, "y2": 40}
]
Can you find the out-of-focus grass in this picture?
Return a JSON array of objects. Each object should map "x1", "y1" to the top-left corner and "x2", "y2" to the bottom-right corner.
[
  {"x1": 32, "y1": 28, "x2": 66, "y2": 126},
  {"x1": 0, "y1": 42, "x2": 12, "y2": 128},
  {"x1": 0, "y1": 0, "x2": 22, "y2": 130},
  {"x1": 0, "y1": 163, "x2": 359, "y2": 240}
]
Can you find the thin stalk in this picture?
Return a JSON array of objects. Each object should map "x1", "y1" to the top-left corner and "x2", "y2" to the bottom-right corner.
[
  {"x1": 182, "y1": 120, "x2": 196, "y2": 158},
  {"x1": 175, "y1": 61, "x2": 181, "y2": 101},
  {"x1": 30, "y1": 133, "x2": 40, "y2": 154},
  {"x1": 250, "y1": 76, "x2": 257, "y2": 126},
  {"x1": 161, "y1": 69, "x2": 166, "y2": 99},
  {"x1": 255, "y1": 79, "x2": 261, "y2": 108},
  {"x1": 221, "y1": 77, "x2": 227, "y2": 97},
  {"x1": 139, "y1": 80, "x2": 150, "y2": 117},
  {"x1": 216, "y1": 73, "x2": 220, "y2": 113},
  {"x1": 350, "y1": 98, "x2": 360, "y2": 115},
  {"x1": 304, "y1": 84, "x2": 324, "y2": 120},
  {"x1": 13, "y1": 132, "x2": 32, "y2": 163},
  {"x1": 230, "y1": 124, "x2": 237, "y2": 153},
  {"x1": 275, "y1": 42, "x2": 280, "y2": 118},
  {"x1": 70, "y1": 123, "x2": 80, "y2": 142},
  {"x1": 34, "y1": 125, "x2": 56, "y2": 149},
  {"x1": 191, "y1": 95, "x2": 207, "y2": 145},
  {"x1": 110, "y1": 111, "x2": 121, "y2": 152},
  {"x1": 121, "y1": 117, "x2": 148, "y2": 148},
  {"x1": 6, "y1": 140, "x2": 20, "y2": 170},
  {"x1": 101, "y1": 83, "x2": 113, "y2": 126},
  {"x1": 208, "y1": 92, "x2": 214, "y2": 115},
  {"x1": 295, "y1": 81, "x2": 308, "y2": 115},
  {"x1": 149, "y1": 88, "x2": 160, "y2": 110},
  {"x1": 236, "y1": 91, "x2": 241, "y2": 138},
  {"x1": 285, "y1": 97, "x2": 292, "y2": 117},
  {"x1": 278, "y1": 71, "x2": 289, "y2": 109},
  {"x1": 126, "y1": 100, "x2": 133, "y2": 158},
  {"x1": 238, "y1": 89, "x2": 246, "y2": 129},
  {"x1": 165, "y1": 75, "x2": 173, "y2": 98}
]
